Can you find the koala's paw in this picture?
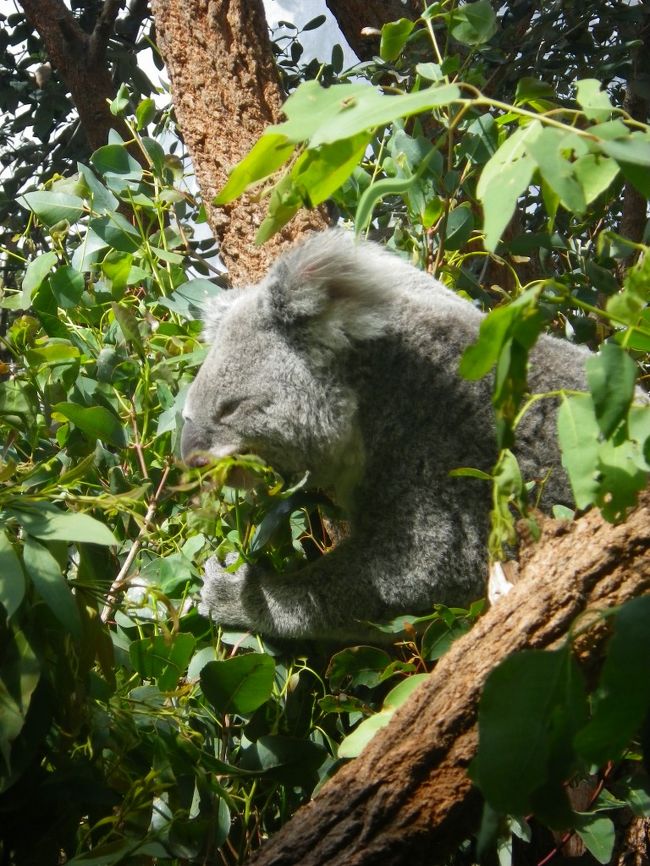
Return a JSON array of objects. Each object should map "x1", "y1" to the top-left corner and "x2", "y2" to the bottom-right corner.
[{"x1": 198, "y1": 556, "x2": 255, "y2": 629}]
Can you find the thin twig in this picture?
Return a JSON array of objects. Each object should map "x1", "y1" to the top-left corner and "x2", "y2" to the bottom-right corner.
[{"x1": 100, "y1": 464, "x2": 171, "y2": 623}]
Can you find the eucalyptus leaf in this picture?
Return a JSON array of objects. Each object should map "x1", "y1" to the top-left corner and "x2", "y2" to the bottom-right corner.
[
  {"x1": 0, "y1": 530, "x2": 25, "y2": 619},
  {"x1": 19, "y1": 191, "x2": 84, "y2": 226},
  {"x1": 471, "y1": 647, "x2": 587, "y2": 815},
  {"x1": 576, "y1": 79, "x2": 614, "y2": 122},
  {"x1": 21, "y1": 251, "x2": 57, "y2": 307},
  {"x1": 52, "y1": 402, "x2": 127, "y2": 449},
  {"x1": 557, "y1": 394, "x2": 601, "y2": 509},
  {"x1": 380, "y1": 18, "x2": 415, "y2": 61},
  {"x1": 586, "y1": 343, "x2": 637, "y2": 438},
  {"x1": 477, "y1": 124, "x2": 537, "y2": 251},
  {"x1": 8, "y1": 503, "x2": 118, "y2": 546},
  {"x1": 23, "y1": 535, "x2": 81, "y2": 637},
  {"x1": 200, "y1": 653, "x2": 275, "y2": 714}
]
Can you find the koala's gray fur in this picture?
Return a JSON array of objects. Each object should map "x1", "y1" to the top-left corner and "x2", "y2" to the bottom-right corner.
[{"x1": 181, "y1": 230, "x2": 589, "y2": 641}]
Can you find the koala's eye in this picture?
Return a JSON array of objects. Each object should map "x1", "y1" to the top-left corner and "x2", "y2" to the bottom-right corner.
[{"x1": 214, "y1": 398, "x2": 243, "y2": 422}]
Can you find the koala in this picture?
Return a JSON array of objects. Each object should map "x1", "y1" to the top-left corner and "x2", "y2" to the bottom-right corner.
[{"x1": 181, "y1": 230, "x2": 589, "y2": 642}]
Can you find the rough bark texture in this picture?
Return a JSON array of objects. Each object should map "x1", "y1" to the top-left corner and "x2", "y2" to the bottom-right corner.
[
  {"x1": 248, "y1": 490, "x2": 650, "y2": 866},
  {"x1": 325, "y1": 0, "x2": 420, "y2": 60},
  {"x1": 18, "y1": 0, "x2": 126, "y2": 151},
  {"x1": 149, "y1": 0, "x2": 327, "y2": 284}
]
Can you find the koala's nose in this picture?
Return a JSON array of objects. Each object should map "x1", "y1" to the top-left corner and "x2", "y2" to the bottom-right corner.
[{"x1": 181, "y1": 419, "x2": 211, "y2": 467}]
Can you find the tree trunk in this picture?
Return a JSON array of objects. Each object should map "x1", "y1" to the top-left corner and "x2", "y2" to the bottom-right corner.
[
  {"x1": 247, "y1": 490, "x2": 650, "y2": 866},
  {"x1": 149, "y1": 0, "x2": 328, "y2": 284},
  {"x1": 17, "y1": 0, "x2": 126, "y2": 151}
]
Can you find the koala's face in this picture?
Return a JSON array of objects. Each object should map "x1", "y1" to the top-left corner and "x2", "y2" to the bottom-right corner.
[{"x1": 181, "y1": 287, "x2": 361, "y2": 489}]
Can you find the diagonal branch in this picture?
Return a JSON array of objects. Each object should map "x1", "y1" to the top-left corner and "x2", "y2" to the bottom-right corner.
[{"x1": 247, "y1": 490, "x2": 650, "y2": 866}]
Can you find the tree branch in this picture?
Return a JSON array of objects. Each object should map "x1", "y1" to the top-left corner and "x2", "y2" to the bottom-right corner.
[
  {"x1": 18, "y1": 0, "x2": 126, "y2": 150},
  {"x1": 89, "y1": 0, "x2": 125, "y2": 63},
  {"x1": 324, "y1": 0, "x2": 420, "y2": 60},
  {"x1": 247, "y1": 490, "x2": 650, "y2": 866}
]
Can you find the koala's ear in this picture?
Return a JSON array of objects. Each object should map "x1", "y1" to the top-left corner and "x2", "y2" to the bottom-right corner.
[
  {"x1": 263, "y1": 230, "x2": 395, "y2": 344},
  {"x1": 201, "y1": 289, "x2": 240, "y2": 343}
]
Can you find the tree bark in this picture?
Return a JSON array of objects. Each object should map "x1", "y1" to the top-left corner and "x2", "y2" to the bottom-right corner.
[
  {"x1": 149, "y1": 0, "x2": 328, "y2": 284},
  {"x1": 325, "y1": 0, "x2": 420, "y2": 61},
  {"x1": 18, "y1": 0, "x2": 126, "y2": 151},
  {"x1": 247, "y1": 490, "x2": 650, "y2": 866},
  {"x1": 619, "y1": 7, "x2": 650, "y2": 246}
]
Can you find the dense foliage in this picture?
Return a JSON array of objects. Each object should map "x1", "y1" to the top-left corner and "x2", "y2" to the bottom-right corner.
[{"x1": 1, "y1": 2, "x2": 650, "y2": 865}]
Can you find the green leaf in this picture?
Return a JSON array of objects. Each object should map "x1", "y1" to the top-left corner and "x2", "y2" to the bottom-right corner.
[
  {"x1": 129, "y1": 633, "x2": 196, "y2": 691},
  {"x1": 606, "y1": 249, "x2": 650, "y2": 327},
  {"x1": 156, "y1": 278, "x2": 223, "y2": 320},
  {"x1": 586, "y1": 343, "x2": 637, "y2": 438},
  {"x1": 599, "y1": 133, "x2": 650, "y2": 167},
  {"x1": 576, "y1": 596, "x2": 650, "y2": 765},
  {"x1": 303, "y1": 14, "x2": 326, "y2": 31},
  {"x1": 23, "y1": 535, "x2": 81, "y2": 637},
  {"x1": 574, "y1": 154, "x2": 619, "y2": 204},
  {"x1": 293, "y1": 132, "x2": 371, "y2": 206},
  {"x1": 383, "y1": 673, "x2": 429, "y2": 709},
  {"x1": 52, "y1": 402, "x2": 127, "y2": 448},
  {"x1": 21, "y1": 251, "x2": 57, "y2": 307},
  {"x1": 628, "y1": 405, "x2": 650, "y2": 470},
  {"x1": 0, "y1": 626, "x2": 40, "y2": 761},
  {"x1": 338, "y1": 712, "x2": 392, "y2": 758},
  {"x1": 0, "y1": 531, "x2": 25, "y2": 619},
  {"x1": 327, "y1": 645, "x2": 392, "y2": 689},
  {"x1": 8, "y1": 503, "x2": 118, "y2": 546},
  {"x1": 91, "y1": 144, "x2": 143, "y2": 181},
  {"x1": 515, "y1": 78, "x2": 556, "y2": 106},
  {"x1": 101, "y1": 251, "x2": 133, "y2": 294},
  {"x1": 89, "y1": 214, "x2": 141, "y2": 254},
  {"x1": 422, "y1": 618, "x2": 470, "y2": 660},
  {"x1": 380, "y1": 18, "x2": 415, "y2": 61},
  {"x1": 141, "y1": 137, "x2": 165, "y2": 177},
  {"x1": 448, "y1": 467, "x2": 493, "y2": 481},
  {"x1": 449, "y1": 0, "x2": 497, "y2": 45},
  {"x1": 239, "y1": 735, "x2": 326, "y2": 783},
  {"x1": 135, "y1": 97, "x2": 156, "y2": 130},
  {"x1": 444, "y1": 205, "x2": 475, "y2": 250},
  {"x1": 314, "y1": 82, "x2": 459, "y2": 147},
  {"x1": 557, "y1": 394, "x2": 601, "y2": 509},
  {"x1": 18, "y1": 191, "x2": 84, "y2": 226},
  {"x1": 109, "y1": 82, "x2": 130, "y2": 115},
  {"x1": 200, "y1": 653, "x2": 275, "y2": 714},
  {"x1": 270, "y1": 80, "x2": 459, "y2": 148},
  {"x1": 215, "y1": 133, "x2": 295, "y2": 204},
  {"x1": 471, "y1": 647, "x2": 587, "y2": 816},
  {"x1": 477, "y1": 124, "x2": 537, "y2": 251},
  {"x1": 619, "y1": 159, "x2": 650, "y2": 198},
  {"x1": 575, "y1": 79, "x2": 613, "y2": 122},
  {"x1": 460, "y1": 287, "x2": 543, "y2": 380},
  {"x1": 49, "y1": 266, "x2": 84, "y2": 309},
  {"x1": 525, "y1": 127, "x2": 586, "y2": 213},
  {"x1": 596, "y1": 438, "x2": 648, "y2": 522},
  {"x1": 77, "y1": 162, "x2": 118, "y2": 212},
  {"x1": 575, "y1": 814, "x2": 615, "y2": 863},
  {"x1": 111, "y1": 302, "x2": 144, "y2": 356}
]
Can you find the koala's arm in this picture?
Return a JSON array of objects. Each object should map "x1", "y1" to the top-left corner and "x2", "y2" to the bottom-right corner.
[{"x1": 198, "y1": 543, "x2": 433, "y2": 642}]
